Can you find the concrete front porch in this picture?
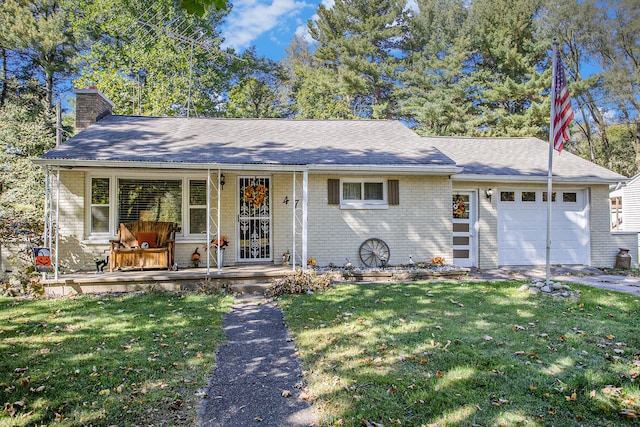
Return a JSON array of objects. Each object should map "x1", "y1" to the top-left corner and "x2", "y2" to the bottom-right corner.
[
  {"x1": 43, "y1": 264, "x2": 292, "y2": 295},
  {"x1": 42, "y1": 264, "x2": 472, "y2": 296}
]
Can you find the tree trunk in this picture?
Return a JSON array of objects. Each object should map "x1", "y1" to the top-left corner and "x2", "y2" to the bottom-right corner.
[
  {"x1": 45, "y1": 70, "x2": 54, "y2": 113},
  {"x1": 0, "y1": 47, "x2": 7, "y2": 109}
]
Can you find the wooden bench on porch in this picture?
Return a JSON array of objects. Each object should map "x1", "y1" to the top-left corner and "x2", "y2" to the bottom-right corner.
[{"x1": 109, "y1": 221, "x2": 178, "y2": 272}]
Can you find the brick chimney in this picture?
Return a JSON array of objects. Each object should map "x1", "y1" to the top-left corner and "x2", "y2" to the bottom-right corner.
[{"x1": 75, "y1": 87, "x2": 114, "y2": 131}]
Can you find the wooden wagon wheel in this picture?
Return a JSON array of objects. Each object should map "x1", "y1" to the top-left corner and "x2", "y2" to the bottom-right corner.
[{"x1": 359, "y1": 238, "x2": 390, "y2": 268}]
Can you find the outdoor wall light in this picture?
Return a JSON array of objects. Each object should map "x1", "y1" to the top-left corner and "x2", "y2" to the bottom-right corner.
[
  {"x1": 220, "y1": 173, "x2": 226, "y2": 190},
  {"x1": 485, "y1": 188, "x2": 493, "y2": 202}
]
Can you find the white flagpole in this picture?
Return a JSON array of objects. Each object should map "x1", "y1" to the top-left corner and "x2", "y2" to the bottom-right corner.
[{"x1": 546, "y1": 41, "x2": 558, "y2": 286}]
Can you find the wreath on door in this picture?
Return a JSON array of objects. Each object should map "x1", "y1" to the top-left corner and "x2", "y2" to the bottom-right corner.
[
  {"x1": 244, "y1": 184, "x2": 267, "y2": 207},
  {"x1": 453, "y1": 197, "x2": 466, "y2": 218}
]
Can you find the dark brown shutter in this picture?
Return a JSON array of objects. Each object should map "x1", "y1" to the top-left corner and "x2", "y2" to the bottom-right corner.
[
  {"x1": 388, "y1": 180, "x2": 399, "y2": 205},
  {"x1": 328, "y1": 179, "x2": 340, "y2": 204}
]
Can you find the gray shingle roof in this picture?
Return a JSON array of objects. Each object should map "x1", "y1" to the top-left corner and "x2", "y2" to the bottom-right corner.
[
  {"x1": 427, "y1": 136, "x2": 626, "y2": 183},
  {"x1": 39, "y1": 116, "x2": 455, "y2": 169}
]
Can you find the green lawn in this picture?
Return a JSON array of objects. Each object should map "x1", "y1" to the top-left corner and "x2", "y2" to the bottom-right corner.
[
  {"x1": 280, "y1": 281, "x2": 640, "y2": 426},
  {"x1": 0, "y1": 292, "x2": 233, "y2": 426}
]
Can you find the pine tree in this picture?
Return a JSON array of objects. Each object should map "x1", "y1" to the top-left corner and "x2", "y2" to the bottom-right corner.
[
  {"x1": 466, "y1": 0, "x2": 549, "y2": 137},
  {"x1": 399, "y1": 0, "x2": 475, "y2": 135},
  {"x1": 308, "y1": 0, "x2": 407, "y2": 118}
]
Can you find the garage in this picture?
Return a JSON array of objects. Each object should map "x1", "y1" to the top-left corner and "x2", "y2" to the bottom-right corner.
[{"x1": 498, "y1": 189, "x2": 589, "y2": 265}]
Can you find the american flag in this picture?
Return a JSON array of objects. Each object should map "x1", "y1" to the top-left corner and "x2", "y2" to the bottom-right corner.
[{"x1": 552, "y1": 50, "x2": 574, "y2": 152}]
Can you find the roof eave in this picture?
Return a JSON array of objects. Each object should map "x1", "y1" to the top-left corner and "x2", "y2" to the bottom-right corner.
[
  {"x1": 32, "y1": 159, "x2": 462, "y2": 175},
  {"x1": 307, "y1": 164, "x2": 461, "y2": 175},
  {"x1": 452, "y1": 173, "x2": 626, "y2": 185}
]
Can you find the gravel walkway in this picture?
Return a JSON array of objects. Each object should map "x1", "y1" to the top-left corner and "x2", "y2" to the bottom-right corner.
[{"x1": 197, "y1": 299, "x2": 317, "y2": 427}]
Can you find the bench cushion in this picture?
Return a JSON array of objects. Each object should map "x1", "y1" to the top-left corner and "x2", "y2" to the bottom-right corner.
[{"x1": 137, "y1": 232, "x2": 158, "y2": 248}]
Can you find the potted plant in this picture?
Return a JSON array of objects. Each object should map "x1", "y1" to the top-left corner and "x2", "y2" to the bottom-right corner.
[
  {"x1": 282, "y1": 250, "x2": 290, "y2": 266},
  {"x1": 206, "y1": 235, "x2": 229, "y2": 267}
]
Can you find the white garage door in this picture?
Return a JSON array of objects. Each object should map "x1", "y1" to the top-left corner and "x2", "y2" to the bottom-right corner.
[{"x1": 498, "y1": 189, "x2": 589, "y2": 265}]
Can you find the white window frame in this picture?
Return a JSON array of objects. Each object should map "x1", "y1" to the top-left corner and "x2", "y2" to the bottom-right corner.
[
  {"x1": 88, "y1": 176, "x2": 113, "y2": 237},
  {"x1": 187, "y1": 179, "x2": 207, "y2": 237},
  {"x1": 340, "y1": 178, "x2": 388, "y2": 210},
  {"x1": 85, "y1": 171, "x2": 207, "y2": 242}
]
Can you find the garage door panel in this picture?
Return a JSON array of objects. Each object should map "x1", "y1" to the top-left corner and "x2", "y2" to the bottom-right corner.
[{"x1": 498, "y1": 189, "x2": 589, "y2": 266}]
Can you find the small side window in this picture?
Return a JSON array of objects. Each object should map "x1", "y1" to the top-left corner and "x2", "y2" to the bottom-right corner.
[
  {"x1": 522, "y1": 192, "x2": 536, "y2": 202},
  {"x1": 90, "y1": 178, "x2": 110, "y2": 234},
  {"x1": 339, "y1": 179, "x2": 387, "y2": 209},
  {"x1": 563, "y1": 192, "x2": 577, "y2": 203},
  {"x1": 543, "y1": 192, "x2": 556, "y2": 202},
  {"x1": 500, "y1": 191, "x2": 515, "y2": 202},
  {"x1": 189, "y1": 180, "x2": 207, "y2": 234}
]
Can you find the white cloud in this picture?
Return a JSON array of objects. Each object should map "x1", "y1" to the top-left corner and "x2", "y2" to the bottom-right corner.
[
  {"x1": 294, "y1": 21, "x2": 314, "y2": 43},
  {"x1": 222, "y1": 0, "x2": 314, "y2": 50}
]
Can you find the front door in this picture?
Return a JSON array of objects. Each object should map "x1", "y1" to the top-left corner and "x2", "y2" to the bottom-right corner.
[
  {"x1": 238, "y1": 177, "x2": 271, "y2": 261},
  {"x1": 452, "y1": 192, "x2": 477, "y2": 267}
]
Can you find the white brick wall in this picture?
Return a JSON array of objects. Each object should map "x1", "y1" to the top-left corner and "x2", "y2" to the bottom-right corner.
[
  {"x1": 305, "y1": 175, "x2": 452, "y2": 267},
  {"x1": 55, "y1": 171, "x2": 633, "y2": 272}
]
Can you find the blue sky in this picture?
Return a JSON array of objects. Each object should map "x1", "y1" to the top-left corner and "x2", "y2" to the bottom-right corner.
[{"x1": 220, "y1": 0, "x2": 331, "y2": 61}]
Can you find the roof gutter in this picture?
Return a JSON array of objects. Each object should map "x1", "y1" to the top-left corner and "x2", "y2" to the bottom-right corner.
[
  {"x1": 32, "y1": 159, "x2": 462, "y2": 175},
  {"x1": 452, "y1": 173, "x2": 627, "y2": 185},
  {"x1": 307, "y1": 164, "x2": 461, "y2": 175}
]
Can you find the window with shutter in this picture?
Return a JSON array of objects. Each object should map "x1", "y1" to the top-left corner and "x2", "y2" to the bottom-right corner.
[
  {"x1": 337, "y1": 178, "x2": 389, "y2": 209},
  {"x1": 388, "y1": 180, "x2": 399, "y2": 205},
  {"x1": 328, "y1": 179, "x2": 340, "y2": 204}
]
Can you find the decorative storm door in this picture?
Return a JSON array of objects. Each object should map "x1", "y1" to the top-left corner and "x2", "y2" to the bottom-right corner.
[
  {"x1": 452, "y1": 192, "x2": 476, "y2": 267},
  {"x1": 238, "y1": 177, "x2": 271, "y2": 261}
]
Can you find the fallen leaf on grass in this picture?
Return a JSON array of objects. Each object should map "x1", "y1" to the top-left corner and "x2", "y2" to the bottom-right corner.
[
  {"x1": 483, "y1": 335, "x2": 493, "y2": 341},
  {"x1": 565, "y1": 392, "x2": 577, "y2": 401},
  {"x1": 491, "y1": 398, "x2": 509, "y2": 406},
  {"x1": 621, "y1": 409, "x2": 637, "y2": 419},
  {"x1": 602, "y1": 385, "x2": 622, "y2": 395}
]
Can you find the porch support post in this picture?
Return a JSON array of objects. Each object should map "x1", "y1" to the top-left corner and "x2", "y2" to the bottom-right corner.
[
  {"x1": 54, "y1": 166, "x2": 60, "y2": 280},
  {"x1": 216, "y1": 169, "x2": 221, "y2": 275},
  {"x1": 206, "y1": 169, "x2": 211, "y2": 275},
  {"x1": 42, "y1": 167, "x2": 50, "y2": 282},
  {"x1": 302, "y1": 170, "x2": 308, "y2": 273},
  {"x1": 291, "y1": 172, "x2": 296, "y2": 271}
]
